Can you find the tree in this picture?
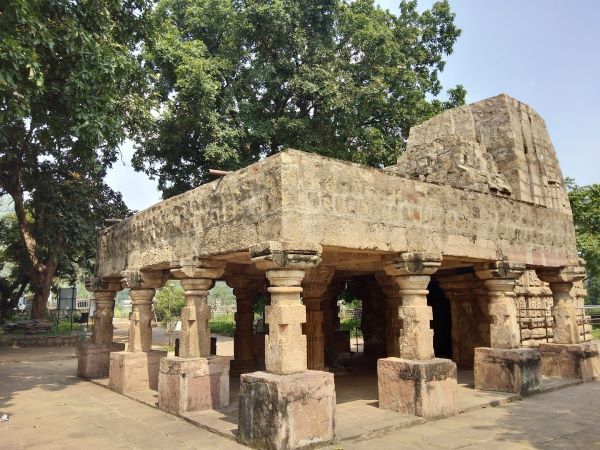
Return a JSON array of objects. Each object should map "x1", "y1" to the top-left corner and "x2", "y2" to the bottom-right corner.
[
  {"x1": 134, "y1": 0, "x2": 465, "y2": 198},
  {"x1": 566, "y1": 179, "x2": 600, "y2": 304},
  {"x1": 0, "y1": 213, "x2": 29, "y2": 321},
  {"x1": 154, "y1": 281, "x2": 185, "y2": 322},
  {"x1": 0, "y1": 0, "x2": 152, "y2": 318}
]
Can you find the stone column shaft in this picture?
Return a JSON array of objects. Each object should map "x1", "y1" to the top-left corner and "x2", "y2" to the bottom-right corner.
[
  {"x1": 180, "y1": 278, "x2": 214, "y2": 358},
  {"x1": 384, "y1": 253, "x2": 442, "y2": 361},
  {"x1": 128, "y1": 289, "x2": 155, "y2": 353},
  {"x1": 92, "y1": 290, "x2": 117, "y2": 346},
  {"x1": 483, "y1": 279, "x2": 521, "y2": 349},
  {"x1": 548, "y1": 282, "x2": 580, "y2": 344},
  {"x1": 265, "y1": 269, "x2": 307, "y2": 374},
  {"x1": 230, "y1": 280, "x2": 257, "y2": 374}
]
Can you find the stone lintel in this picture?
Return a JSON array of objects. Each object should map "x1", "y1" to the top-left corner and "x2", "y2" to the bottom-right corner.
[
  {"x1": 158, "y1": 356, "x2": 230, "y2": 414},
  {"x1": 539, "y1": 342, "x2": 600, "y2": 382},
  {"x1": 238, "y1": 370, "x2": 335, "y2": 450},
  {"x1": 170, "y1": 259, "x2": 226, "y2": 281},
  {"x1": 108, "y1": 350, "x2": 167, "y2": 393},
  {"x1": 250, "y1": 241, "x2": 322, "y2": 271},
  {"x1": 474, "y1": 347, "x2": 541, "y2": 394},
  {"x1": 377, "y1": 357, "x2": 458, "y2": 419},
  {"x1": 120, "y1": 269, "x2": 166, "y2": 290}
]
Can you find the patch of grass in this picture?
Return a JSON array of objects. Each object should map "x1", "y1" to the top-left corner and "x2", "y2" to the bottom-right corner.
[
  {"x1": 340, "y1": 317, "x2": 362, "y2": 338},
  {"x1": 210, "y1": 314, "x2": 235, "y2": 336},
  {"x1": 591, "y1": 327, "x2": 600, "y2": 340}
]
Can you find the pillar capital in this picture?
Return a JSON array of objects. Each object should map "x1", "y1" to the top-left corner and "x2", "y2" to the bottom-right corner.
[
  {"x1": 250, "y1": 241, "x2": 322, "y2": 271},
  {"x1": 536, "y1": 265, "x2": 586, "y2": 284},
  {"x1": 474, "y1": 261, "x2": 526, "y2": 281},
  {"x1": 383, "y1": 252, "x2": 442, "y2": 277},
  {"x1": 302, "y1": 266, "x2": 335, "y2": 302},
  {"x1": 120, "y1": 270, "x2": 166, "y2": 290},
  {"x1": 85, "y1": 276, "x2": 121, "y2": 293},
  {"x1": 170, "y1": 259, "x2": 226, "y2": 281}
]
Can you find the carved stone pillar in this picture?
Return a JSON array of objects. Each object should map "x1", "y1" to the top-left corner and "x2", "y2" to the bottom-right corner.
[
  {"x1": 108, "y1": 270, "x2": 166, "y2": 394},
  {"x1": 303, "y1": 266, "x2": 335, "y2": 371},
  {"x1": 77, "y1": 277, "x2": 124, "y2": 379},
  {"x1": 229, "y1": 277, "x2": 259, "y2": 376},
  {"x1": 473, "y1": 261, "x2": 541, "y2": 394},
  {"x1": 238, "y1": 242, "x2": 335, "y2": 450},
  {"x1": 158, "y1": 261, "x2": 229, "y2": 414},
  {"x1": 375, "y1": 272, "x2": 402, "y2": 358},
  {"x1": 377, "y1": 253, "x2": 458, "y2": 420},
  {"x1": 537, "y1": 264, "x2": 600, "y2": 381}
]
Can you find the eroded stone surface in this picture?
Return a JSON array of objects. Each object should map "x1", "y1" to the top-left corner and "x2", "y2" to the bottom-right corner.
[
  {"x1": 77, "y1": 342, "x2": 125, "y2": 379},
  {"x1": 108, "y1": 350, "x2": 166, "y2": 393},
  {"x1": 474, "y1": 347, "x2": 541, "y2": 394},
  {"x1": 238, "y1": 370, "x2": 335, "y2": 450},
  {"x1": 377, "y1": 357, "x2": 458, "y2": 419},
  {"x1": 540, "y1": 342, "x2": 600, "y2": 382},
  {"x1": 158, "y1": 356, "x2": 230, "y2": 414}
]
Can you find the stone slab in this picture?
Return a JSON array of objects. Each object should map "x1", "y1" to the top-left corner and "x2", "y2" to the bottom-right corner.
[
  {"x1": 77, "y1": 341, "x2": 125, "y2": 379},
  {"x1": 539, "y1": 342, "x2": 600, "y2": 382},
  {"x1": 377, "y1": 357, "x2": 458, "y2": 419},
  {"x1": 474, "y1": 347, "x2": 541, "y2": 394},
  {"x1": 238, "y1": 370, "x2": 335, "y2": 450},
  {"x1": 158, "y1": 356, "x2": 230, "y2": 414},
  {"x1": 108, "y1": 350, "x2": 166, "y2": 394}
]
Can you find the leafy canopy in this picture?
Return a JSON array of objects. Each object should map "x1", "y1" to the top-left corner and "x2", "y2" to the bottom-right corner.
[
  {"x1": 0, "y1": 0, "x2": 152, "y2": 317},
  {"x1": 566, "y1": 179, "x2": 600, "y2": 303},
  {"x1": 135, "y1": 0, "x2": 465, "y2": 198}
]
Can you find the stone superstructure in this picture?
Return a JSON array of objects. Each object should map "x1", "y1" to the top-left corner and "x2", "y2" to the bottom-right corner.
[{"x1": 80, "y1": 94, "x2": 598, "y2": 449}]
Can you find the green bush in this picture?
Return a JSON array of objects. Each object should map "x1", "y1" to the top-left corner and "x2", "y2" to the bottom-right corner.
[
  {"x1": 210, "y1": 314, "x2": 235, "y2": 336},
  {"x1": 154, "y1": 281, "x2": 185, "y2": 321},
  {"x1": 340, "y1": 317, "x2": 362, "y2": 338}
]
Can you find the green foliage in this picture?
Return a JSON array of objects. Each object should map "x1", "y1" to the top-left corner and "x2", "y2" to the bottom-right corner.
[
  {"x1": 209, "y1": 313, "x2": 235, "y2": 336},
  {"x1": 0, "y1": 212, "x2": 29, "y2": 322},
  {"x1": 208, "y1": 281, "x2": 236, "y2": 307},
  {"x1": 566, "y1": 179, "x2": 600, "y2": 304},
  {"x1": 154, "y1": 281, "x2": 185, "y2": 322},
  {"x1": 134, "y1": 0, "x2": 465, "y2": 198},
  {"x1": 0, "y1": 0, "x2": 153, "y2": 317}
]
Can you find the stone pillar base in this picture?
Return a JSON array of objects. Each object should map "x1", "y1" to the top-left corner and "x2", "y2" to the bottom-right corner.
[
  {"x1": 474, "y1": 347, "x2": 541, "y2": 394},
  {"x1": 77, "y1": 342, "x2": 125, "y2": 379},
  {"x1": 108, "y1": 350, "x2": 166, "y2": 393},
  {"x1": 238, "y1": 370, "x2": 335, "y2": 450},
  {"x1": 540, "y1": 342, "x2": 600, "y2": 382},
  {"x1": 377, "y1": 357, "x2": 458, "y2": 419},
  {"x1": 230, "y1": 359, "x2": 256, "y2": 377},
  {"x1": 158, "y1": 356, "x2": 230, "y2": 414}
]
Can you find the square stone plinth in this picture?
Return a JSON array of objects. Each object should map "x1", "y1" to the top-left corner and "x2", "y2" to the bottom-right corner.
[
  {"x1": 77, "y1": 342, "x2": 125, "y2": 379},
  {"x1": 158, "y1": 356, "x2": 230, "y2": 414},
  {"x1": 108, "y1": 350, "x2": 166, "y2": 394},
  {"x1": 377, "y1": 357, "x2": 458, "y2": 419},
  {"x1": 540, "y1": 342, "x2": 600, "y2": 382},
  {"x1": 238, "y1": 370, "x2": 335, "y2": 450},
  {"x1": 474, "y1": 347, "x2": 541, "y2": 394}
]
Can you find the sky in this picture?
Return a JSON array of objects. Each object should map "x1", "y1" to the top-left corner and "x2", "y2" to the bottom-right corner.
[{"x1": 106, "y1": 0, "x2": 600, "y2": 211}]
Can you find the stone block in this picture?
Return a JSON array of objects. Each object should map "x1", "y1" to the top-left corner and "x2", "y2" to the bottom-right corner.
[
  {"x1": 158, "y1": 356, "x2": 230, "y2": 414},
  {"x1": 238, "y1": 370, "x2": 335, "y2": 450},
  {"x1": 539, "y1": 342, "x2": 600, "y2": 382},
  {"x1": 377, "y1": 357, "x2": 458, "y2": 419},
  {"x1": 77, "y1": 342, "x2": 125, "y2": 379},
  {"x1": 474, "y1": 347, "x2": 541, "y2": 394},
  {"x1": 108, "y1": 350, "x2": 166, "y2": 393}
]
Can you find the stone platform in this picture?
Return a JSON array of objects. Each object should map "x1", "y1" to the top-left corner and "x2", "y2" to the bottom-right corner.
[
  {"x1": 474, "y1": 347, "x2": 541, "y2": 394},
  {"x1": 109, "y1": 350, "x2": 167, "y2": 393},
  {"x1": 77, "y1": 341, "x2": 125, "y2": 379},
  {"x1": 540, "y1": 342, "x2": 600, "y2": 382},
  {"x1": 158, "y1": 355, "x2": 230, "y2": 414},
  {"x1": 377, "y1": 357, "x2": 458, "y2": 419},
  {"x1": 238, "y1": 370, "x2": 336, "y2": 450}
]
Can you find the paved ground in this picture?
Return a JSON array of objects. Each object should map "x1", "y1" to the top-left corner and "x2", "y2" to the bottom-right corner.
[{"x1": 1, "y1": 345, "x2": 599, "y2": 449}]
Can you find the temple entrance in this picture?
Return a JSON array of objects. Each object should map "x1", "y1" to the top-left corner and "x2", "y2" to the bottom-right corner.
[{"x1": 428, "y1": 279, "x2": 453, "y2": 360}]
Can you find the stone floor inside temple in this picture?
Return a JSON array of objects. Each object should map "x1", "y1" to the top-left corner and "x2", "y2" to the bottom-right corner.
[{"x1": 93, "y1": 330, "x2": 585, "y2": 444}]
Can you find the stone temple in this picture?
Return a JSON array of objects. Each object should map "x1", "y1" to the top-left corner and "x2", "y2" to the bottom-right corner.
[{"x1": 79, "y1": 94, "x2": 599, "y2": 449}]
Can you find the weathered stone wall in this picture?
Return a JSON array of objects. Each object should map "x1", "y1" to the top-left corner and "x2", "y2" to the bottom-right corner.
[
  {"x1": 279, "y1": 150, "x2": 578, "y2": 267},
  {"x1": 97, "y1": 156, "x2": 284, "y2": 277},
  {"x1": 391, "y1": 94, "x2": 570, "y2": 212}
]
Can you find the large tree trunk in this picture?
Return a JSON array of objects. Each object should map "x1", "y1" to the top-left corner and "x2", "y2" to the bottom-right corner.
[{"x1": 31, "y1": 285, "x2": 52, "y2": 320}]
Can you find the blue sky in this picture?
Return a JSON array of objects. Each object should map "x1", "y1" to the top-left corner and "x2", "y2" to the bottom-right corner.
[{"x1": 106, "y1": 0, "x2": 600, "y2": 211}]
